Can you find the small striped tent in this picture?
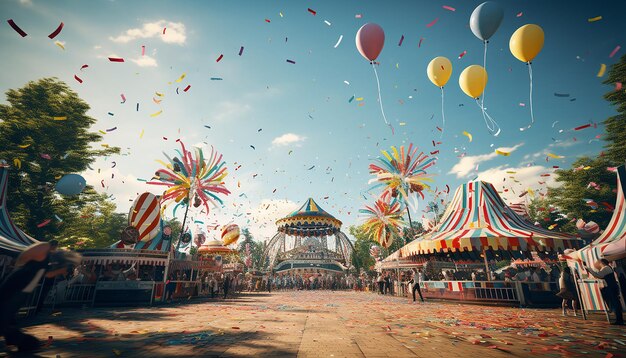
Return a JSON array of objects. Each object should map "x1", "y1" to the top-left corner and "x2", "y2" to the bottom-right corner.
[
  {"x1": 400, "y1": 180, "x2": 581, "y2": 259},
  {"x1": 0, "y1": 164, "x2": 38, "y2": 255},
  {"x1": 568, "y1": 164, "x2": 626, "y2": 269}
]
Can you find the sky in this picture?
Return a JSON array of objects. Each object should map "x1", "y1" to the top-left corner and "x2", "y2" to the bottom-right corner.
[{"x1": 1, "y1": 0, "x2": 625, "y2": 243}]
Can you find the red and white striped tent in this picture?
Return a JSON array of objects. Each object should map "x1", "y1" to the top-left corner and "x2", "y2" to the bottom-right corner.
[
  {"x1": 399, "y1": 180, "x2": 581, "y2": 259},
  {"x1": 567, "y1": 164, "x2": 626, "y2": 269}
]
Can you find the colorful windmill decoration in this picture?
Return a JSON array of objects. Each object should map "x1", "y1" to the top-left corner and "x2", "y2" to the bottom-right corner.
[
  {"x1": 360, "y1": 191, "x2": 406, "y2": 248},
  {"x1": 148, "y1": 141, "x2": 230, "y2": 214},
  {"x1": 368, "y1": 144, "x2": 436, "y2": 206}
]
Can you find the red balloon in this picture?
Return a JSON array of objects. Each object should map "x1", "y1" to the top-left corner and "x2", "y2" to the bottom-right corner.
[{"x1": 355, "y1": 23, "x2": 385, "y2": 62}]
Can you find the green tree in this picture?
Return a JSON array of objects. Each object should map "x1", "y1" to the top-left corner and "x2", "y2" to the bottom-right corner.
[
  {"x1": 349, "y1": 225, "x2": 377, "y2": 274},
  {"x1": 237, "y1": 228, "x2": 265, "y2": 271},
  {"x1": 527, "y1": 196, "x2": 576, "y2": 234},
  {"x1": 602, "y1": 54, "x2": 626, "y2": 164},
  {"x1": 0, "y1": 78, "x2": 119, "y2": 240},
  {"x1": 548, "y1": 56, "x2": 626, "y2": 230}
]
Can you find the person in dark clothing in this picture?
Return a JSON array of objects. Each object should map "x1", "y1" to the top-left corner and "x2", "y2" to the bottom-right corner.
[
  {"x1": 0, "y1": 241, "x2": 67, "y2": 352},
  {"x1": 384, "y1": 274, "x2": 391, "y2": 294},
  {"x1": 586, "y1": 259, "x2": 624, "y2": 325},
  {"x1": 410, "y1": 268, "x2": 424, "y2": 302},
  {"x1": 222, "y1": 274, "x2": 230, "y2": 299}
]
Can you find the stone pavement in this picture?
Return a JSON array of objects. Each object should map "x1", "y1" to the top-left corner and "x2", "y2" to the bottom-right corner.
[{"x1": 1, "y1": 291, "x2": 625, "y2": 357}]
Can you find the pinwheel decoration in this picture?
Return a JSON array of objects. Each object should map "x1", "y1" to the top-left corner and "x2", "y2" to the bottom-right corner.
[
  {"x1": 148, "y1": 141, "x2": 230, "y2": 214},
  {"x1": 360, "y1": 191, "x2": 406, "y2": 248},
  {"x1": 368, "y1": 144, "x2": 435, "y2": 204},
  {"x1": 148, "y1": 141, "x2": 230, "y2": 250}
]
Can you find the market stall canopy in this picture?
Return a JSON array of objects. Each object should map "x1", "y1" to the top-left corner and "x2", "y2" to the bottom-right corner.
[
  {"x1": 399, "y1": 180, "x2": 581, "y2": 258},
  {"x1": 0, "y1": 164, "x2": 38, "y2": 256},
  {"x1": 197, "y1": 239, "x2": 235, "y2": 255},
  {"x1": 276, "y1": 198, "x2": 342, "y2": 236},
  {"x1": 567, "y1": 164, "x2": 626, "y2": 267}
]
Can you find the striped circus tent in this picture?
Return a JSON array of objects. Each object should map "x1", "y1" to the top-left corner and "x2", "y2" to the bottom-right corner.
[
  {"x1": 567, "y1": 164, "x2": 626, "y2": 269},
  {"x1": 508, "y1": 202, "x2": 530, "y2": 219},
  {"x1": 400, "y1": 180, "x2": 581, "y2": 258},
  {"x1": 0, "y1": 164, "x2": 37, "y2": 255}
]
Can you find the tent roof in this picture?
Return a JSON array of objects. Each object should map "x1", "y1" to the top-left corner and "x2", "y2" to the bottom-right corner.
[
  {"x1": 276, "y1": 198, "x2": 342, "y2": 234},
  {"x1": 0, "y1": 164, "x2": 37, "y2": 256},
  {"x1": 399, "y1": 180, "x2": 581, "y2": 257}
]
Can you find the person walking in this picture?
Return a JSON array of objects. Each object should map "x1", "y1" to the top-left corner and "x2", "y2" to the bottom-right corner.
[
  {"x1": 410, "y1": 268, "x2": 425, "y2": 302},
  {"x1": 222, "y1": 274, "x2": 230, "y2": 299},
  {"x1": 585, "y1": 259, "x2": 624, "y2": 325},
  {"x1": 556, "y1": 268, "x2": 579, "y2": 316},
  {"x1": 376, "y1": 273, "x2": 385, "y2": 294},
  {"x1": 0, "y1": 241, "x2": 67, "y2": 352}
]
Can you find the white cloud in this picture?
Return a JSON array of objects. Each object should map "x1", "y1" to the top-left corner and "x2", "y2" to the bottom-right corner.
[
  {"x1": 19, "y1": 0, "x2": 32, "y2": 6},
  {"x1": 81, "y1": 166, "x2": 155, "y2": 210},
  {"x1": 110, "y1": 20, "x2": 186, "y2": 45},
  {"x1": 212, "y1": 100, "x2": 252, "y2": 122},
  {"x1": 449, "y1": 143, "x2": 524, "y2": 178},
  {"x1": 130, "y1": 55, "x2": 158, "y2": 67},
  {"x1": 271, "y1": 133, "x2": 306, "y2": 147},
  {"x1": 475, "y1": 165, "x2": 560, "y2": 204}
]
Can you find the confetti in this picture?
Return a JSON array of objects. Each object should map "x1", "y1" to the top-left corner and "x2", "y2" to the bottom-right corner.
[
  {"x1": 18, "y1": 144, "x2": 31, "y2": 149},
  {"x1": 13, "y1": 158, "x2": 21, "y2": 169},
  {"x1": 47, "y1": 22, "x2": 64, "y2": 39},
  {"x1": 55, "y1": 41, "x2": 65, "y2": 50},
  {"x1": 162, "y1": 27, "x2": 166, "y2": 34},
  {"x1": 53, "y1": 116, "x2": 67, "y2": 121},
  {"x1": 37, "y1": 219, "x2": 52, "y2": 228},
  {"x1": 308, "y1": 8, "x2": 316, "y2": 15},
  {"x1": 286, "y1": 59, "x2": 296, "y2": 64},
  {"x1": 516, "y1": 12, "x2": 523, "y2": 17},
  {"x1": 495, "y1": 149, "x2": 511, "y2": 156},
  {"x1": 106, "y1": 127, "x2": 117, "y2": 132},
  {"x1": 239, "y1": 46, "x2": 244, "y2": 56},
  {"x1": 574, "y1": 123, "x2": 591, "y2": 130},
  {"x1": 210, "y1": 77, "x2": 223, "y2": 80},
  {"x1": 443, "y1": 5, "x2": 456, "y2": 11},
  {"x1": 398, "y1": 35, "x2": 404, "y2": 46},
  {"x1": 547, "y1": 153, "x2": 564, "y2": 159},
  {"x1": 609, "y1": 45, "x2": 621, "y2": 58},
  {"x1": 554, "y1": 93, "x2": 570, "y2": 97},
  {"x1": 426, "y1": 18, "x2": 439, "y2": 28},
  {"x1": 588, "y1": 16, "x2": 602, "y2": 22},
  {"x1": 462, "y1": 131, "x2": 473, "y2": 142},
  {"x1": 348, "y1": 95, "x2": 355, "y2": 103},
  {"x1": 80, "y1": 64, "x2": 89, "y2": 70},
  {"x1": 120, "y1": 94, "x2": 126, "y2": 103},
  {"x1": 139, "y1": 129, "x2": 144, "y2": 138},
  {"x1": 216, "y1": 54, "x2": 224, "y2": 62},
  {"x1": 597, "y1": 63, "x2": 606, "y2": 77},
  {"x1": 355, "y1": 14, "x2": 362, "y2": 19},
  {"x1": 334, "y1": 35, "x2": 343, "y2": 48},
  {"x1": 250, "y1": 145, "x2": 255, "y2": 150},
  {"x1": 324, "y1": 20, "x2": 331, "y2": 26},
  {"x1": 458, "y1": 50, "x2": 467, "y2": 59},
  {"x1": 108, "y1": 57, "x2": 125, "y2": 62},
  {"x1": 136, "y1": 103, "x2": 139, "y2": 111},
  {"x1": 183, "y1": 85, "x2": 191, "y2": 92},
  {"x1": 7, "y1": 19, "x2": 27, "y2": 37},
  {"x1": 74, "y1": 75, "x2": 83, "y2": 84},
  {"x1": 616, "y1": 82, "x2": 623, "y2": 91},
  {"x1": 150, "y1": 110, "x2": 163, "y2": 117},
  {"x1": 175, "y1": 73, "x2": 186, "y2": 83},
  {"x1": 141, "y1": 45, "x2": 145, "y2": 56},
  {"x1": 265, "y1": 19, "x2": 271, "y2": 23}
]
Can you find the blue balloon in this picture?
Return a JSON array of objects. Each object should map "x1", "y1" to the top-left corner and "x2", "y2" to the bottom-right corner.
[
  {"x1": 470, "y1": 1, "x2": 504, "y2": 42},
  {"x1": 55, "y1": 174, "x2": 86, "y2": 195}
]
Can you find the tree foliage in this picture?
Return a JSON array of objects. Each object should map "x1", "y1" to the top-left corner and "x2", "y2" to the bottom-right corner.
[
  {"x1": 237, "y1": 228, "x2": 265, "y2": 271},
  {"x1": 548, "y1": 56, "x2": 626, "y2": 231},
  {"x1": 0, "y1": 78, "x2": 120, "y2": 241},
  {"x1": 349, "y1": 225, "x2": 377, "y2": 274}
]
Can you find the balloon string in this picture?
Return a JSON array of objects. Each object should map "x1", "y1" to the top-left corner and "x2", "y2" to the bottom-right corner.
[
  {"x1": 440, "y1": 87, "x2": 445, "y2": 138},
  {"x1": 529, "y1": 63, "x2": 533, "y2": 126},
  {"x1": 476, "y1": 98, "x2": 501, "y2": 136},
  {"x1": 371, "y1": 62, "x2": 394, "y2": 134},
  {"x1": 481, "y1": 41, "x2": 488, "y2": 112}
]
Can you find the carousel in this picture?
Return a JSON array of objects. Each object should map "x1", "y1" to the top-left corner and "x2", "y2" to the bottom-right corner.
[{"x1": 263, "y1": 198, "x2": 354, "y2": 275}]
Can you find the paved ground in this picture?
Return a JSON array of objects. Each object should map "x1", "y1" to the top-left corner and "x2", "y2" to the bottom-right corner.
[{"x1": 1, "y1": 291, "x2": 625, "y2": 357}]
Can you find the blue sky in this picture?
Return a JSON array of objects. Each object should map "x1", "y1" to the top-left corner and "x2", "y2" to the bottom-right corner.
[{"x1": 1, "y1": 0, "x2": 625, "y2": 242}]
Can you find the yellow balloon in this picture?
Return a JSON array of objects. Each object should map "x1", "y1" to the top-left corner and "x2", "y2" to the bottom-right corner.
[
  {"x1": 459, "y1": 65, "x2": 488, "y2": 99},
  {"x1": 427, "y1": 56, "x2": 452, "y2": 87},
  {"x1": 509, "y1": 24, "x2": 544, "y2": 63}
]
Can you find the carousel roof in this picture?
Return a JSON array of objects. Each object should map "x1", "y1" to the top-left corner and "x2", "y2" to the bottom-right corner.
[
  {"x1": 276, "y1": 198, "x2": 342, "y2": 235},
  {"x1": 398, "y1": 180, "x2": 582, "y2": 257}
]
